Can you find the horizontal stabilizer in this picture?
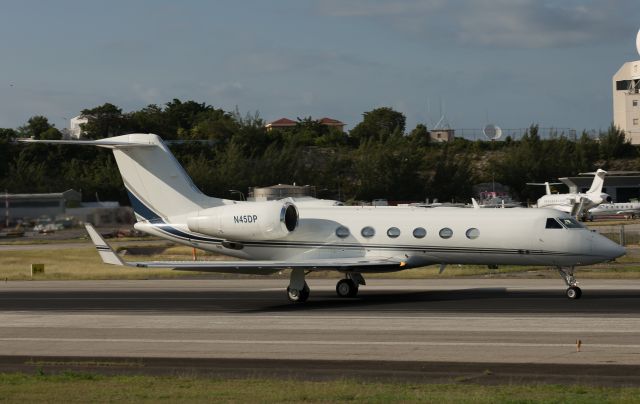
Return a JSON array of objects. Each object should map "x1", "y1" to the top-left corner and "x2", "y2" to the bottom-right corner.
[
  {"x1": 19, "y1": 136, "x2": 156, "y2": 149},
  {"x1": 85, "y1": 223, "x2": 125, "y2": 266}
]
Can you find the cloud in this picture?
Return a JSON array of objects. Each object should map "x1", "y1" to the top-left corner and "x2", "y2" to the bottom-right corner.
[{"x1": 317, "y1": 0, "x2": 638, "y2": 48}]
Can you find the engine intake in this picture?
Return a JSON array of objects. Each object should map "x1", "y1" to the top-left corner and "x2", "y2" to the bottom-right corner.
[{"x1": 187, "y1": 201, "x2": 298, "y2": 241}]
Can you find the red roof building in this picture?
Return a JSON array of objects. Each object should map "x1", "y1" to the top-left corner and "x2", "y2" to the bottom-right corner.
[
  {"x1": 265, "y1": 118, "x2": 297, "y2": 131},
  {"x1": 265, "y1": 117, "x2": 345, "y2": 132}
]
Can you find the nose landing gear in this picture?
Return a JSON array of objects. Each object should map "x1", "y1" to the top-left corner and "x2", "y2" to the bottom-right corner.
[
  {"x1": 557, "y1": 266, "x2": 582, "y2": 299},
  {"x1": 287, "y1": 268, "x2": 310, "y2": 303}
]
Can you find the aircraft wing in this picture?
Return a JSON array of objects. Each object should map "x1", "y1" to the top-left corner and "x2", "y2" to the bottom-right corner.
[{"x1": 85, "y1": 224, "x2": 405, "y2": 274}]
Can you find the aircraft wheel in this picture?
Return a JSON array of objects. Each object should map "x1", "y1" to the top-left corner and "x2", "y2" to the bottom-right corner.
[
  {"x1": 566, "y1": 286, "x2": 582, "y2": 300},
  {"x1": 336, "y1": 279, "x2": 358, "y2": 298},
  {"x1": 287, "y1": 283, "x2": 310, "y2": 303}
]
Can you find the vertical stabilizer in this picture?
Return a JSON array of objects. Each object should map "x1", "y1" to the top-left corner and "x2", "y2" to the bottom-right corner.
[
  {"x1": 109, "y1": 134, "x2": 222, "y2": 220},
  {"x1": 19, "y1": 133, "x2": 223, "y2": 220},
  {"x1": 544, "y1": 182, "x2": 551, "y2": 195},
  {"x1": 586, "y1": 169, "x2": 607, "y2": 195}
]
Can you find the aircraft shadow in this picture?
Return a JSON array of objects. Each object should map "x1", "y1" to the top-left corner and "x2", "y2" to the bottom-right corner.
[{"x1": 0, "y1": 288, "x2": 637, "y2": 315}]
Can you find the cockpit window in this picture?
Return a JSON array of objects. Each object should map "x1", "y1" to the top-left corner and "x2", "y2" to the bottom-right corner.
[
  {"x1": 558, "y1": 217, "x2": 585, "y2": 229},
  {"x1": 545, "y1": 218, "x2": 563, "y2": 229}
]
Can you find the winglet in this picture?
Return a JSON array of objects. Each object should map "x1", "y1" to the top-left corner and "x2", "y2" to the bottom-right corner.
[
  {"x1": 471, "y1": 198, "x2": 480, "y2": 209},
  {"x1": 84, "y1": 223, "x2": 126, "y2": 266}
]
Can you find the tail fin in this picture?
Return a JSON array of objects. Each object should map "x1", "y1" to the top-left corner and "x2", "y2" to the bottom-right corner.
[
  {"x1": 586, "y1": 169, "x2": 607, "y2": 194},
  {"x1": 20, "y1": 134, "x2": 222, "y2": 220},
  {"x1": 544, "y1": 182, "x2": 551, "y2": 196}
]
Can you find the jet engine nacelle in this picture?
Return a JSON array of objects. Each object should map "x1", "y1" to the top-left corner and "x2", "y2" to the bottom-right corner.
[{"x1": 187, "y1": 201, "x2": 298, "y2": 241}]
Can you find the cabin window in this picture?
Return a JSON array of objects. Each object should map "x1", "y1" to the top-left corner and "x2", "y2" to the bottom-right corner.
[
  {"x1": 465, "y1": 228, "x2": 480, "y2": 239},
  {"x1": 361, "y1": 226, "x2": 375, "y2": 238},
  {"x1": 413, "y1": 227, "x2": 426, "y2": 238},
  {"x1": 545, "y1": 218, "x2": 563, "y2": 229},
  {"x1": 336, "y1": 226, "x2": 350, "y2": 238},
  {"x1": 558, "y1": 217, "x2": 584, "y2": 229},
  {"x1": 387, "y1": 227, "x2": 401, "y2": 238},
  {"x1": 439, "y1": 228, "x2": 453, "y2": 239}
]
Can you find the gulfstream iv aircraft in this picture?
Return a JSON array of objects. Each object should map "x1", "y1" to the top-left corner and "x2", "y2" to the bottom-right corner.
[{"x1": 22, "y1": 134, "x2": 625, "y2": 302}]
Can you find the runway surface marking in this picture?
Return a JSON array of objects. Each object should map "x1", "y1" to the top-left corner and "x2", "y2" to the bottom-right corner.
[
  {"x1": 1, "y1": 313, "x2": 639, "y2": 333},
  {"x1": 1, "y1": 337, "x2": 639, "y2": 349}
]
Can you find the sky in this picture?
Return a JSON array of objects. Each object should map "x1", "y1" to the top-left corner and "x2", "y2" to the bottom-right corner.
[{"x1": 1, "y1": 0, "x2": 639, "y2": 134}]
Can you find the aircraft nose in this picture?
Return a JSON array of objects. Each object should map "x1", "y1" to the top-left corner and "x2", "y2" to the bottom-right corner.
[{"x1": 594, "y1": 236, "x2": 626, "y2": 260}]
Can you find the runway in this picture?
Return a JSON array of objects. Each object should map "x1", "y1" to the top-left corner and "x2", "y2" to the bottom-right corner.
[{"x1": 1, "y1": 278, "x2": 639, "y2": 383}]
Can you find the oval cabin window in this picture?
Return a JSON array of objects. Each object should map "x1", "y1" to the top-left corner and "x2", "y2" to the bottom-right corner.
[
  {"x1": 413, "y1": 227, "x2": 426, "y2": 238},
  {"x1": 361, "y1": 226, "x2": 375, "y2": 238},
  {"x1": 387, "y1": 227, "x2": 401, "y2": 238},
  {"x1": 465, "y1": 228, "x2": 480, "y2": 239},
  {"x1": 336, "y1": 226, "x2": 350, "y2": 238}
]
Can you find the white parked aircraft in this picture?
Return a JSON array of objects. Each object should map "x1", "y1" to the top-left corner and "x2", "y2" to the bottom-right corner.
[
  {"x1": 530, "y1": 169, "x2": 612, "y2": 217},
  {"x1": 588, "y1": 201, "x2": 640, "y2": 219},
  {"x1": 21, "y1": 134, "x2": 625, "y2": 301}
]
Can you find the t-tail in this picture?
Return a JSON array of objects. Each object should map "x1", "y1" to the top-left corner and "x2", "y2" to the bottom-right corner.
[
  {"x1": 586, "y1": 169, "x2": 607, "y2": 195},
  {"x1": 19, "y1": 134, "x2": 223, "y2": 221}
]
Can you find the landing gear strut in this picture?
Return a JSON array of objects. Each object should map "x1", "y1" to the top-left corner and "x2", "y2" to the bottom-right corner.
[
  {"x1": 336, "y1": 273, "x2": 366, "y2": 298},
  {"x1": 557, "y1": 266, "x2": 582, "y2": 299},
  {"x1": 287, "y1": 268, "x2": 310, "y2": 303}
]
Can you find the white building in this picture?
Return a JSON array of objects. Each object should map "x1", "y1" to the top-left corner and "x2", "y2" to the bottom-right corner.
[
  {"x1": 69, "y1": 115, "x2": 88, "y2": 139},
  {"x1": 612, "y1": 60, "x2": 640, "y2": 144}
]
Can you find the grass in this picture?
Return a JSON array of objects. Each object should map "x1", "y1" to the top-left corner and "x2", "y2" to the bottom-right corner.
[
  {"x1": 0, "y1": 373, "x2": 639, "y2": 403},
  {"x1": 2, "y1": 243, "x2": 640, "y2": 280},
  {"x1": 0, "y1": 247, "x2": 200, "y2": 280}
]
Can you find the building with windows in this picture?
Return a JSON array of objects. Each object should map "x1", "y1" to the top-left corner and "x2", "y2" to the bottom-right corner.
[
  {"x1": 612, "y1": 60, "x2": 640, "y2": 144},
  {"x1": 2, "y1": 189, "x2": 133, "y2": 227},
  {"x1": 429, "y1": 129, "x2": 455, "y2": 142},
  {"x1": 2, "y1": 189, "x2": 81, "y2": 225},
  {"x1": 68, "y1": 115, "x2": 88, "y2": 139}
]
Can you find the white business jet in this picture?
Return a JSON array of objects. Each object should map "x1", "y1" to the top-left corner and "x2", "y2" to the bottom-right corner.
[
  {"x1": 588, "y1": 201, "x2": 640, "y2": 220},
  {"x1": 530, "y1": 169, "x2": 611, "y2": 217},
  {"x1": 21, "y1": 134, "x2": 625, "y2": 301}
]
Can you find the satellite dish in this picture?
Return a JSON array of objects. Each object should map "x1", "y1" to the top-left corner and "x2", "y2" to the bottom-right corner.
[
  {"x1": 636, "y1": 28, "x2": 640, "y2": 56},
  {"x1": 483, "y1": 124, "x2": 503, "y2": 141}
]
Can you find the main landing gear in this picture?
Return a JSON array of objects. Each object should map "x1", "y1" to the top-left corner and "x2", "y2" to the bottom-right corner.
[
  {"x1": 336, "y1": 273, "x2": 366, "y2": 298},
  {"x1": 557, "y1": 266, "x2": 582, "y2": 299},
  {"x1": 286, "y1": 270, "x2": 367, "y2": 303}
]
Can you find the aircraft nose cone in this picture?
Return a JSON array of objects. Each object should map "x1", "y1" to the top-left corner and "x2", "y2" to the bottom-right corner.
[{"x1": 596, "y1": 237, "x2": 626, "y2": 260}]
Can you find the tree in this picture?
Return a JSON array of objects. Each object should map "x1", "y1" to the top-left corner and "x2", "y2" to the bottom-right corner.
[
  {"x1": 428, "y1": 145, "x2": 474, "y2": 202},
  {"x1": 599, "y1": 125, "x2": 636, "y2": 160},
  {"x1": 18, "y1": 116, "x2": 61, "y2": 139},
  {"x1": 408, "y1": 123, "x2": 430, "y2": 147},
  {"x1": 0, "y1": 128, "x2": 17, "y2": 140},
  {"x1": 81, "y1": 103, "x2": 128, "y2": 138},
  {"x1": 349, "y1": 107, "x2": 406, "y2": 143}
]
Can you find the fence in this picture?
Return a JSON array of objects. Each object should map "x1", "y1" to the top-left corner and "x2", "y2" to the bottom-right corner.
[
  {"x1": 453, "y1": 128, "x2": 582, "y2": 142},
  {"x1": 593, "y1": 224, "x2": 640, "y2": 246}
]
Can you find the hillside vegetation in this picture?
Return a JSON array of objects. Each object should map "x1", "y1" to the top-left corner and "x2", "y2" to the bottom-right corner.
[{"x1": 1, "y1": 100, "x2": 638, "y2": 205}]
